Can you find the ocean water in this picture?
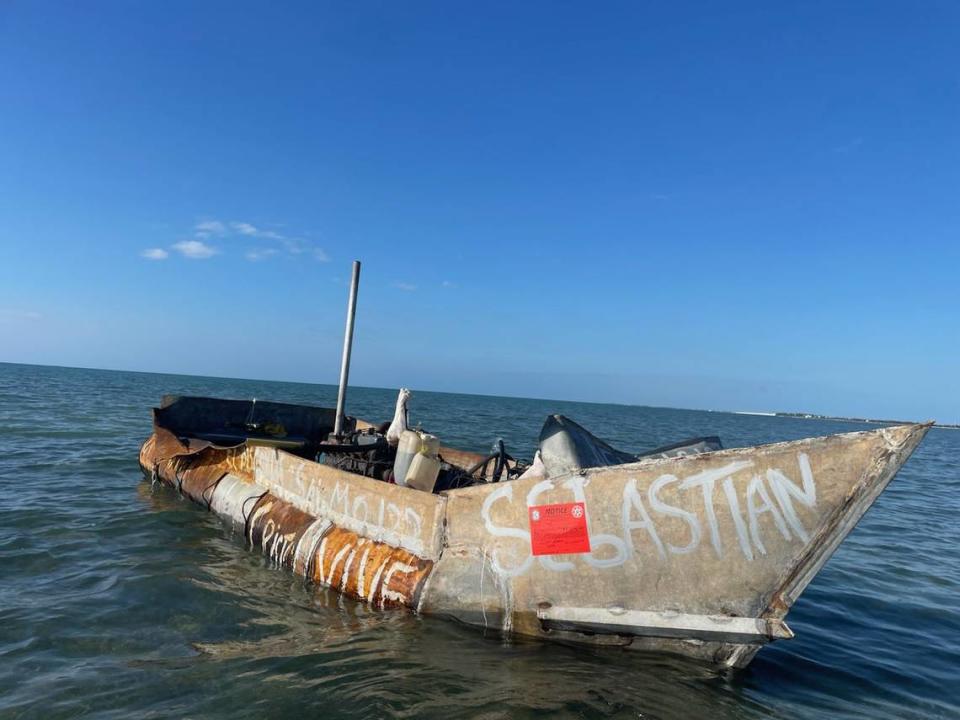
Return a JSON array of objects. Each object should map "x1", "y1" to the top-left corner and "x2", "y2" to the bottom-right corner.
[{"x1": 0, "y1": 362, "x2": 957, "y2": 719}]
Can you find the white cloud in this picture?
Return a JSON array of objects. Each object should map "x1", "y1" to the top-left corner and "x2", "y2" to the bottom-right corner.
[
  {"x1": 172, "y1": 219, "x2": 326, "y2": 261},
  {"x1": 227, "y1": 221, "x2": 290, "y2": 242},
  {"x1": 442, "y1": 280, "x2": 457, "y2": 288},
  {"x1": 394, "y1": 282, "x2": 417, "y2": 292},
  {"x1": 141, "y1": 248, "x2": 169, "y2": 260},
  {"x1": 173, "y1": 240, "x2": 218, "y2": 259},
  {"x1": 277, "y1": 238, "x2": 329, "y2": 261},
  {"x1": 231, "y1": 221, "x2": 259, "y2": 236},
  {"x1": 194, "y1": 220, "x2": 227, "y2": 237},
  {"x1": 245, "y1": 248, "x2": 278, "y2": 261},
  {"x1": 282, "y1": 238, "x2": 304, "y2": 254}
]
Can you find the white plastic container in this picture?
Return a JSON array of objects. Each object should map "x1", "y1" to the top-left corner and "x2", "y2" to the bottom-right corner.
[
  {"x1": 394, "y1": 431, "x2": 441, "y2": 488},
  {"x1": 406, "y1": 453, "x2": 441, "y2": 493},
  {"x1": 393, "y1": 429, "x2": 420, "y2": 486},
  {"x1": 419, "y1": 433, "x2": 440, "y2": 458}
]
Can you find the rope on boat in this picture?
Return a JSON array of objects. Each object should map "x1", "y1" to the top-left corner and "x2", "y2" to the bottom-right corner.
[
  {"x1": 241, "y1": 491, "x2": 268, "y2": 538},
  {"x1": 173, "y1": 462, "x2": 185, "y2": 495},
  {"x1": 200, "y1": 473, "x2": 228, "y2": 511}
]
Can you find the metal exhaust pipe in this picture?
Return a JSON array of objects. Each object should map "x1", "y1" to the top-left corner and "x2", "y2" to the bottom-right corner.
[{"x1": 333, "y1": 260, "x2": 361, "y2": 437}]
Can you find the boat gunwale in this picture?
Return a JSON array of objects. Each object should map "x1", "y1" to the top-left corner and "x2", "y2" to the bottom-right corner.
[{"x1": 437, "y1": 420, "x2": 934, "y2": 498}]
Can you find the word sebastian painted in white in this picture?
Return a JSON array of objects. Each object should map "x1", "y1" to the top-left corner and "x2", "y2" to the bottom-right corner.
[{"x1": 481, "y1": 454, "x2": 817, "y2": 577}]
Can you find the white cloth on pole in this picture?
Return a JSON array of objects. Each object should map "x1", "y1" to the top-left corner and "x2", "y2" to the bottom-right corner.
[{"x1": 386, "y1": 388, "x2": 411, "y2": 445}]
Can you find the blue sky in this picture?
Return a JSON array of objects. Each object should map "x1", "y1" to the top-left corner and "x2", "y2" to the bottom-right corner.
[{"x1": 1, "y1": 1, "x2": 958, "y2": 422}]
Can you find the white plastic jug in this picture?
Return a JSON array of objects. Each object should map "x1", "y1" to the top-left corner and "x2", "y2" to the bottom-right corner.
[
  {"x1": 393, "y1": 430, "x2": 420, "y2": 486},
  {"x1": 419, "y1": 433, "x2": 440, "y2": 458},
  {"x1": 406, "y1": 453, "x2": 441, "y2": 493}
]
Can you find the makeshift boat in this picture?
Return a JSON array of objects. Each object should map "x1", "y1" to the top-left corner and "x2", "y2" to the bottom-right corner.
[{"x1": 138, "y1": 262, "x2": 930, "y2": 668}]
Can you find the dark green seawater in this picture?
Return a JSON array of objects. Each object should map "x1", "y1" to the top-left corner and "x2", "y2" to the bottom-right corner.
[{"x1": 1, "y1": 362, "x2": 957, "y2": 719}]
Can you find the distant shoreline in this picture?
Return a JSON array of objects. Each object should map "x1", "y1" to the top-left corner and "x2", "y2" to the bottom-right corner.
[{"x1": 735, "y1": 410, "x2": 957, "y2": 430}]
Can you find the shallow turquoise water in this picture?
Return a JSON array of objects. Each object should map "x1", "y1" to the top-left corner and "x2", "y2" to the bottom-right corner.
[{"x1": 0, "y1": 362, "x2": 957, "y2": 719}]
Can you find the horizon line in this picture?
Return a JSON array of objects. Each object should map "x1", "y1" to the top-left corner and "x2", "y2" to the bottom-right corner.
[{"x1": 0, "y1": 359, "x2": 940, "y2": 427}]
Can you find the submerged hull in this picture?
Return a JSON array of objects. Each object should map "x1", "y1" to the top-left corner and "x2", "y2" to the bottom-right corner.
[{"x1": 139, "y1": 400, "x2": 928, "y2": 668}]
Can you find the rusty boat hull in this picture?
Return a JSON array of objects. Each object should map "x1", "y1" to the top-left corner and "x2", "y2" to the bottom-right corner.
[{"x1": 139, "y1": 396, "x2": 929, "y2": 669}]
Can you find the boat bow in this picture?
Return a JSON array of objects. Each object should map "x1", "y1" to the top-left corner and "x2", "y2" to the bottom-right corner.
[{"x1": 424, "y1": 422, "x2": 930, "y2": 666}]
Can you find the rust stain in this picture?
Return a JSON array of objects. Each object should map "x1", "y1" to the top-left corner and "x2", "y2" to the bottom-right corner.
[
  {"x1": 139, "y1": 431, "x2": 256, "y2": 501},
  {"x1": 220, "y1": 446, "x2": 256, "y2": 480},
  {"x1": 310, "y1": 526, "x2": 433, "y2": 609},
  {"x1": 763, "y1": 593, "x2": 790, "y2": 618},
  {"x1": 171, "y1": 454, "x2": 228, "y2": 505},
  {"x1": 138, "y1": 434, "x2": 157, "y2": 471},
  {"x1": 246, "y1": 494, "x2": 319, "y2": 569},
  {"x1": 235, "y1": 493, "x2": 435, "y2": 609}
]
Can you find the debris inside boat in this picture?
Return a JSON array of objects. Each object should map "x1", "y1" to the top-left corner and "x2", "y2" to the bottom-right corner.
[{"x1": 139, "y1": 261, "x2": 930, "y2": 668}]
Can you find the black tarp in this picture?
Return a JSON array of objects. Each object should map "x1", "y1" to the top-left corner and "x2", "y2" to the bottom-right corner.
[{"x1": 538, "y1": 414, "x2": 722, "y2": 476}]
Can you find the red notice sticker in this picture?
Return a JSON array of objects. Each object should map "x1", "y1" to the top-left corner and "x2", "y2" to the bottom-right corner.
[{"x1": 528, "y1": 502, "x2": 591, "y2": 556}]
